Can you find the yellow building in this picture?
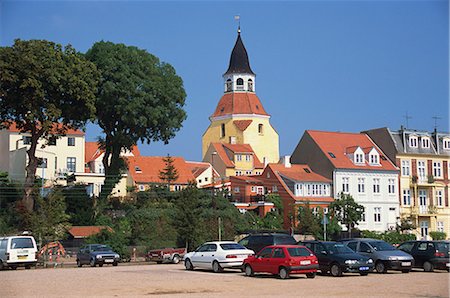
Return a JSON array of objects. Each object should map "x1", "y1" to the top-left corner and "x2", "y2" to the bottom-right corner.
[
  {"x1": 365, "y1": 127, "x2": 450, "y2": 240},
  {"x1": 202, "y1": 28, "x2": 279, "y2": 177}
]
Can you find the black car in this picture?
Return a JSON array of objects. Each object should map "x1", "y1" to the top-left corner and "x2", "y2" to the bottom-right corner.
[
  {"x1": 76, "y1": 244, "x2": 120, "y2": 267},
  {"x1": 238, "y1": 233, "x2": 297, "y2": 254},
  {"x1": 397, "y1": 240, "x2": 450, "y2": 272},
  {"x1": 299, "y1": 240, "x2": 374, "y2": 277}
]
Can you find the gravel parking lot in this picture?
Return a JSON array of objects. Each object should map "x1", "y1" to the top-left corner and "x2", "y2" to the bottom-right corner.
[{"x1": 1, "y1": 264, "x2": 449, "y2": 297}]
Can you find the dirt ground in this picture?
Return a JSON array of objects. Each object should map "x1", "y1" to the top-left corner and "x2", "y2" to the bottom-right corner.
[{"x1": 1, "y1": 263, "x2": 449, "y2": 297}]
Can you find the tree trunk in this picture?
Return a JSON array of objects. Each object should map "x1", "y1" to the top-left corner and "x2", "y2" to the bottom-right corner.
[{"x1": 22, "y1": 128, "x2": 43, "y2": 212}]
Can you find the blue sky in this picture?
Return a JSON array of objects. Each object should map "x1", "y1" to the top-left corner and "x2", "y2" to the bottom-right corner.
[{"x1": 1, "y1": 0, "x2": 448, "y2": 161}]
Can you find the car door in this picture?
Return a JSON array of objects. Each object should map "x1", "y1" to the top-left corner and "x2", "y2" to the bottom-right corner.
[
  {"x1": 358, "y1": 242, "x2": 373, "y2": 259},
  {"x1": 269, "y1": 247, "x2": 286, "y2": 274},
  {"x1": 190, "y1": 244, "x2": 209, "y2": 268},
  {"x1": 314, "y1": 243, "x2": 331, "y2": 271},
  {"x1": 252, "y1": 247, "x2": 273, "y2": 272},
  {"x1": 415, "y1": 242, "x2": 432, "y2": 267},
  {"x1": 79, "y1": 246, "x2": 89, "y2": 264}
]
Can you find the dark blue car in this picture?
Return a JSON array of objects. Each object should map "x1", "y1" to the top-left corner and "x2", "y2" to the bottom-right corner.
[{"x1": 76, "y1": 244, "x2": 120, "y2": 267}]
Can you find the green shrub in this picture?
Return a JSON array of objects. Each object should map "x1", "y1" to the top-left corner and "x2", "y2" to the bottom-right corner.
[
  {"x1": 360, "y1": 230, "x2": 416, "y2": 245},
  {"x1": 429, "y1": 231, "x2": 447, "y2": 240}
]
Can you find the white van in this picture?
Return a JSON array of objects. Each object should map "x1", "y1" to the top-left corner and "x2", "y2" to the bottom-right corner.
[{"x1": 0, "y1": 235, "x2": 38, "y2": 269}]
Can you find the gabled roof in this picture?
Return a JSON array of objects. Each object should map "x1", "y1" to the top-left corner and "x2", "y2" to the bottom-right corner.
[
  {"x1": 211, "y1": 93, "x2": 269, "y2": 118},
  {"x1": 233, "y1": 120, "x2": 253, "y2": 131},
  {"x1": 224, "y1": 32, "x2": 255, "y2": 75},
  {"x1": 268, "y1": 164, "x2": 331, "y2": 183},
  {"x1": 4, "y1": 122, "x2": 84, "y2": 136},
  {"x1": 185, "y1": 161, "x2": 212, "y2": 178},
  {"x1": 210, "y1": 142, "x2": 264, "y2": 169},
  {"x1": 126, "y1": 156, "x2": 196, "y2": 184},
  {"x1": 68, "y1": 226, "x2": 113, "y2": 238},
  {"x1": 306, "y1": 130, "x2": 397, "y2": 171},
  {"x1": 85, "y1": 142, "x2": 103, "y2": 163}
]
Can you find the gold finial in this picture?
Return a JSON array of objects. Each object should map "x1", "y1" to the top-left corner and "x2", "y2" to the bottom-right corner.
[{"x1": 234, "y1": 15, "x2": 241, "y2": 33}]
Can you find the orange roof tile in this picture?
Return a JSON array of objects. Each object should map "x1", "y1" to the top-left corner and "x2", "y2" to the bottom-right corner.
[
  {"x1": 5, "y1": 122, "x2": 84, "y2": 136},
  {"x1": 214, "y1": 143, "x2": 264, "y2": 169},
  {"x1": 233, "y1": 120, "x2": 253, "y2": 131},
  {"x1": 127, "y1": 156, "x2": 196, "y2": 184},
  {"x1": 186, "y1": 161, "x2": 211, "y2": 178},
  {"x1": 268, "y1": 164, "x2": 331, "y2": 183},
  {"x1": 68, "y1": 226, "x2": 113, "y2": 238},
  {"x1": 306, "y1": 130, "x2": 397, "y2": 171},
  {"x1": 85, "y1": 142, "x2": 102, "y2": 163},
  {"x1": 211, "y1": 93, "x2": 269, "y2": 118}
]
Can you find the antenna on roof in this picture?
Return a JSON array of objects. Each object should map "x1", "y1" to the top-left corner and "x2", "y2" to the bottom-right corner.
[
  {"x1": 403, "y1": 111, "x2": 412, "y2": 129},
  {"x1": 432, "y1": 116, "x2": 441, "y2": 131},
  {"x1": 234, "y1": 15, "x2": 241, "y2": 33}
]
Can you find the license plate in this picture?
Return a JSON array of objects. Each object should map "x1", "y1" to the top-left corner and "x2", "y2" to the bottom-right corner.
[
  {"x1": 300, "y1": 260, "x2": 311, "y2": 265},
  {"x1": 104, "y1": 259, "x2": 114, "y2": 263},
  {"x1": 18, "y1": 255, "x2": 27, "y2": 260},
  {"x1": 401, "y1": 262, "x2": 411, "y2": 266},
  {"x1": 359, "y1": 266, "x2": 369, "y2": 271}
]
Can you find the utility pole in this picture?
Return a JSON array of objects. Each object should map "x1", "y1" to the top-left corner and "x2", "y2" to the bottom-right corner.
[{"x1": 218, "y1": 217, "x2": 222, "y2": 241}]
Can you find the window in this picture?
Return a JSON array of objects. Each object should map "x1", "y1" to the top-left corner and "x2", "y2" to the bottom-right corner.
[
  {"x1": 369, "y1": 154, "x2": 379, "y2": 165},
  {"x1": 248, "y1": 79, "x2": 253, "y2": 92},
  {"x1": 436, "y1": 190, "x2": 443, "y2": 207},
  {"x1": 417, "y1": 160, "x2": 426, "y2": 181},
  {"x1": 421, "y1": 137, "x2": 430, "y2": 148},
  {"x1": 234, "y1": 187, "x2": 240, "y2": 193},
  {"x1": 258, "y1": 124, "x2": 263, "y2": 135},
  {"x1": 420, "y1": 221, "x2": 428, "y2": 239},
  {"x1": 67, "y1": 157, "x2": 76, "y2": 172},
  {"x1": 138, "y1": 185, "x2": 145, "y2": 191},
  {"x1": 23, "y1": 136, "x2": 32, "y2": 145},
  {"x1": 409, "y1": 136, "x2": 418, "y2": 148},
  {"x1": 342, "y1": 177, "x2": 349, "y2": 193},
  {"x1": 245, "y1": 171, "x2": 252, "y2": 175},
  {"x1": 388, "y1": 179, "x2": 395, "y2": 194},
  {"x1": 373, "y1": 178, "x2": 380, "y2": 194},
  {"x1": 174, "y1": 185, "x2": 182, "y2": 191},
  {"x1": 358, "y1": 178, "x2": 365, "y2": 193},
  {"x1": 437, "y1": 222, "x2": 444, "y2": 233},
  {"x1": 272, "y1": 185, "x2": 278, "y2": 192},
  {"x1": 360, "y1": 242, "x2": 371, "y2": 253},
  {"x1": 258, "y1": 247, "x2": 273, "y2": 258},
  {"x1": 374, "y1": 207, "x2": 381, "y2": 223},
  {"x1": 68, "y1": 137, "x2": 75, "y2": 146},
  {"x1": 236, "y1": 155, "x2": 242, "y2": 162},
  {"x1": 245, "y1": 155, "x2": 251, "y2": 162},
  {"x1": 221, "y1": 123, "x2": 225, "y2": 138},
  {"x1": 328, "y1": 152, "x2": 336, "y2": 158},
  {"x1": 251, "y1": 186, "x2": 256, "y2": 192},
  {"x1": 443, "y1": 138, "x2": 450, "y2": 150},
  {"x1": 433, "y1": 161, "x2": 442, "y2": 178},
  {"x1": 355, "y1": 153, "x2": 364, "y2": 164},
  {"x1": 235, "y1": 171, "x2": 242, "y2": 176},
  {"x1": 272, "y1": 248, "x2": 285, "y2": 258},
  {"x1": 312, "y1": 207, "x2": 319, "y2": 216},
  {"x1": 48, "y1": 136, "x2": 57, "y2": 146},
  {"x1": 361, "y1": 211, "x2": 366, "y2": 222},
  {"x1": 38, "y1": 158, "x2": 47, "y2": 169},
  {"x1": 402, "y1": 189, "x2": 411, "y2": 205},
  {"x1": 401, "y1": 160, "x2": 410, "y2": 176},
  {"x1": 135, "y1": 166, "x2": 142, "y2": 173},
  {"x1": 226, "y1": 79, "x2": 232, "y2": 92},
  {"x1": 236, "y1": 78, "x2": 244, "y2": 90}
]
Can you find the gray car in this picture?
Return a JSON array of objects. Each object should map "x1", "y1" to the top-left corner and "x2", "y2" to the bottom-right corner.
[
  {"x1": 76, "y1": 244, "x2": 120, "y2": 267},
  {"x1": 340, "y1": 238, "x2": 414, "y2": 273}
]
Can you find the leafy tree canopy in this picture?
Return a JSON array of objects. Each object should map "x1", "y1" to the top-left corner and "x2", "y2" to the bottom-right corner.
[{"x1": 329, "y1": 192, "x2": 364, "y2": 237}]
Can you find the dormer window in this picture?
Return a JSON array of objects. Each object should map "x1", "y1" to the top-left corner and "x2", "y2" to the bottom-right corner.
[
  {"x1": 226, "y1": 79, "x2": 232, "y2": 92},
  {"x1": 421, "y1": 137, "x2": 430, "y2": 148},
  {"x1": 135, "y1": 166, "x2": 142, "y2": 173},
  {"x1": 409, "y1": 135, "x2": 418, "y2": 148},
  {"x1": 236, "y1": 78, "x2": 244, "y2": 90},
  {"x1": 367, "y1": 148, "x2": 380, "y2": 165},
  {"x1": 355, "y1": 153, "x2": 364, "y2": 164},
  {"x1": 443, "y1": 138, "x2": 450, "y2": 150},
  {"x1": 248, "y1": 79, "x2": 253, "y2": 92}
]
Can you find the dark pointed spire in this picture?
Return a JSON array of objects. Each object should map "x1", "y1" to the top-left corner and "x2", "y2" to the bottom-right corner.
[{"x1": 224, "y1": 30, "x2": 255, "y2": 75}]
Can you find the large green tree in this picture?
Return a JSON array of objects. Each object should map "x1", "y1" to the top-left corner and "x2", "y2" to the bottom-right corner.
[
  {"x1": 85, "y1": 41, "x2": 186, "y2": 210},
  {"x1": 329, "y1": 193, "x2": 364, "y2": 238},
  {"x1": 0, "y1": 39, "x2": 98, "y2": 212}
]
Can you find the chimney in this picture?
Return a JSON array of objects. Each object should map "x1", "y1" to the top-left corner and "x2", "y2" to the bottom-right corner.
[{"x1": 280, "y1": 155, "x2": 291, "y2": 168}]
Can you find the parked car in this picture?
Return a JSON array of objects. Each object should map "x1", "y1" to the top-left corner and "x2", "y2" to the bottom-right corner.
[
  {"x1": 0, "y1": 235, "x2": 38, "y2": 270},
  {"x1": 397, "y1": 240, "x2": 450, "y2": 272},
  {"x1": 238, "y1": 233, "x2": 297, "y2": 254},
  {"x1": 146, "y1": 247, "x2": 186, "y2": 264},
  {"x1": 76, "y1": 244, "x2": 120, "y2": 267},
  {"x1": 243, "y1": 245, "x2": 318, "y2": 279},
  {"x1": 339, "y1": 238, "x2": 414, "y2": 273},
  {"x1": 183, "y1": 241, "x2": 254, "y2": 273},
  {"x1": 299, "y1": 240, "x2": 374, "y2": 277}
]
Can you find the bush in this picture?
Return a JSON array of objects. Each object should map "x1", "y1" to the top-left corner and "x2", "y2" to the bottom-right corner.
[
  {"x1": 360, "y1": 230, "x2": 416, "y2": 245},
  {"x1": 429, "y1": 231, "x2": 447, "y2": 240}
]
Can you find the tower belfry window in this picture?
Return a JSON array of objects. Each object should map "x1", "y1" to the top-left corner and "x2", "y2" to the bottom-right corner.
[
  {"x1": 226, "y1": 79, "x2": 232, "y2": 92},
  {"x1": 236, "y1": 78, "x2": 244, "y2": 90},
  {"x1": 221, "y1": 123, "x2": 226, "y2": 138},
  {"x1": 248, "y1": 79, "x2": 253, "y2": 92}
]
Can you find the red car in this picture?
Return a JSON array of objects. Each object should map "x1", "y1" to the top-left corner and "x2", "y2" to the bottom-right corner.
[{"x1": 243, "y1": 245, "x2": 318, "y2": 279}]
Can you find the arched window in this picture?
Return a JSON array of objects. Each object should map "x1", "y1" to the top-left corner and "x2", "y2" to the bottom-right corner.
[
  {"x1": 258, "y1": 124, "x2": 263, "y2": 135},
  {"x1": 248, "y1": 79, "x2": 253, "y2": 92},
  {"x1": 236, "y1": 78, "x2": 244, "y2": 90},
  {"x1": 226, "y1": 79, "x2": 232, "y2": 92},
  {"x1": 221, "y1": 123, "x2": 226, "y2": 138}
]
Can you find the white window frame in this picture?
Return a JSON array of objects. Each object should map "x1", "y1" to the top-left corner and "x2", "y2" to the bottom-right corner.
[
  {"x1": 342, "y1": 177, "x2": 349, "y2": 193},
  {"x1": 374, "y1": 207, "x2": 381, "y2": 223},
  {"x1": 443, "y1": 138, "x2": 450, "y2": 150},
  {"x1": 436, "y1": 189, "x2": 443, "y2": 207},
  {"x1": 245, "y1": 155, "x2": 251, "y2": 162},
  {"x1": 421, "y1": 137, "x2": 430, "y2": 148},
  {"x1": 437, "y1": 221, "x2": 444, "y2": 233},
  {"x1": 234, "y1": 187, "x2": 240, "y2": 193},
  {"x1": 67, "y1": 157, "x2": 76, "y2": 172},
  {"x1": 433, "y1": 161, "x2": 442, "y2": 178},
  {"x1": 388, "y1": 179, "x2": 395, "y2": 194},
  {"x1": 402, "y1": 189, "x2": 411, "y2": 206},
  {"x1": 355, "y1": 153, "x2": 364, "y2": 164},
  {"x1": 68, "y1": 137, "x2": 75, "y2": 146},
  {"x1": 369, "y1": 153, "x2": 379, "y2": 165},
  {"x1": 401, "y1": 160, "x2": 410, "y2": 176},
  {"x1": 373, "y1": 178, "x2": 380, "y2": 194},
  {"x1": 272, "y1": 185, "x2": 278, "y2": 192},
  {"x1": 417, "y1": 160, "x2": 426, "y2": 182},
  {"x1": 236, "y1": 155, "x2": 242, "y2": 162},
  {"x1": 358, "y1": 178, "x2": 365, "y2": 193},
  {"x1": 409, "y1": 135, "x2": 418, "y2": 148}
]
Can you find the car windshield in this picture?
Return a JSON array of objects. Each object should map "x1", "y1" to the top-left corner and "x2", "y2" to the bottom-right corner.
[
  {"x1": 10, "y1": 238, "x2": 34, "y2": 249},
  {"x1": 287, "y1": 247, "x2": 311, "y2": 257},
  {"x1": 220, "y1": 243, "x2": 247, "y2": 250},
  {"x1": 91, "y1": 245, "x2": 112, "y2": 252},
  {"x1": 436, "y1": 242, "x2": 450, "y2": 252},
  {"x1": 369, "y1": 241, "x2": 395, "y2": 251},
  {"x1": 324, "y1": 243, "x2": 355, "y2": 254},
  {"x1": 275, "y1": 236, "x2": 297, "y2": 245}
]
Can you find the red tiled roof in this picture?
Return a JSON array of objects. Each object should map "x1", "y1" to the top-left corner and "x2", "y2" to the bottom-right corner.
[
  {"x1": 230, "y1": 175, "x2": 264, "y2": 184},
  {"x1": 268, "y1": 164, "x2": 331, "y2": 183},
  {"x1": 85, "y1": 142, "x2": 102, "y2": 163},
  {"x1": 5, "y1": 122, "x2": 84, "y2": 136},
  {"x1": 213, "y1": 143, "x2": 264, "y2": 169},
  {"x1": 126, "y1": 156, "x2": 196, "y2": 184},
  {"x1": 186, "y1": 161, "x2": 211, "y2": 178},
  {"x1": 211, "y1": 93, "x2": 269, "y2": 118},
  {"x1": 233, "y1": 120, "x2": 253, "y2": 131},
  {"x1": 68, "y1": 226, "x2": 113, "y2": 238},
  {"x1": 306, "y1": 130, "x2": 398, "y2": 171}
]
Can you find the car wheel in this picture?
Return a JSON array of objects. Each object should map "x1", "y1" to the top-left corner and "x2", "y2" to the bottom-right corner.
[
  {"x1": 360, "y1": 272, "x2": 369, "y2": 276},
  {"x1": 156, "y1": 261, "x2": 163, "y2": 264},
  {"x1": 0, "y1": 262, "x2": 4, "y2": 270},
  {"x1": 172, "y1": 255, "x2": 180, "y2": 264},
  {"x1": 184, "y1": 259, "x2": 193, "y2": 271},
  {"x1": 244, "y1": 264, "x2": 254, "y2": 277},
  {"x1": 90, "y1": 258, "x2": 96, "y2": 267},
  {"x1": 423, "y1": 261, "x2": 434, "y2": 272},
  {"x1": 98, "y1": 263, "x2": 103, "y2": 267},
  {"x1": 212, "y1": 261, "x2": 223, "y2": 273},
  {"x1": 375, "y1": 261, "x2": 387, "y2": 274},
  {"x1": 279, "y1": 267, "x2": 289, "y2": 279},
  {"x1": 113, "y1": 262, "x2": 118, "y2": 266},
  {"x1": 10, "y1": 266, "x2": 17, "y2": 270},
  {"x1": 401, "y1": 269, "x2": 410, "y2": 273},
  {"x1": 330, "y1": 264, "x2": 342, "y2": 277},
  {"x1": 77, "y1": 259, "x2": 82, "y2": 267},
  {"x1": 306, "y1": 272, "x2": 316, "y2": 279}
]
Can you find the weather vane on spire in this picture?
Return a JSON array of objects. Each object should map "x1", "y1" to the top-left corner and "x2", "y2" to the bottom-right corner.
[{"x1": 234, "y1": 15, "x2": 241, "y2": 33}]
